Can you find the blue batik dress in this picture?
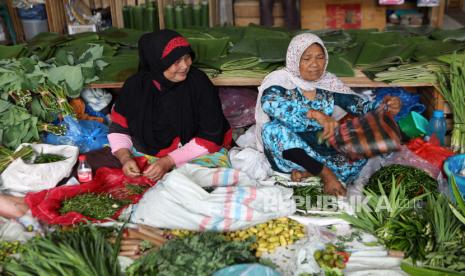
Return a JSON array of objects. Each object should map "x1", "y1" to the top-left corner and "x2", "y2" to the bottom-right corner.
[{"x1": 261, "y1": 85, "x2": 378, "y2": 184}]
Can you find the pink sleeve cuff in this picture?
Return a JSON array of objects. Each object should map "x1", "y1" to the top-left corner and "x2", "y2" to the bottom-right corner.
[
  {"x1": 168, "y1": 139, "x2": 208, "y2": 167},
  {"x1": 108, "y1": 133, "x2": 133, "y2": 154}
]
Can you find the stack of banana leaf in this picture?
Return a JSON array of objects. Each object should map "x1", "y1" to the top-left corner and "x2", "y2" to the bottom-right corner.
[{"x1": 2, "y1": 26, "x2": 465, "y2": 83}]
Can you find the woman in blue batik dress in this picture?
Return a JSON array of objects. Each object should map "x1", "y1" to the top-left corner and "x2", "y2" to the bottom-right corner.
[{"x1": 255, "y1": 33, "x2": 401, "y2": 196}]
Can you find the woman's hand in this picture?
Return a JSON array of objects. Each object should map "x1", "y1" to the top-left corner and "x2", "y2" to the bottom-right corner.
[
  {"x1": 307, "y1": 110, "x2": 339, "y2": 140},
  {"x1": 122, "y1": 158, "x2": 141, "y2": 177},
  {"x1": 142, "y1": 156, "x2": 175, "y2": 181},
  {"x1": 383, "y1": 96, "x2": 402, "y2": 116}
]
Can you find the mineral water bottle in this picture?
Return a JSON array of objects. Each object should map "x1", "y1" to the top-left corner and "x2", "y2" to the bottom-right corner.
[
  {"x1": 77, "y1": 155, "x2": 93, "y2": 183},
  {"x1": 425, "y1": 110, "x2": 446, "y2": 146}
]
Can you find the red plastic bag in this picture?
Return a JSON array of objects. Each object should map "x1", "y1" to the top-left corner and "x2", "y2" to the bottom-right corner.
[
  {"x1": 407, "y1": 138, "x2": 454, "y2": 171},
  {"x1": 329, "y1": 109, "x2": 401, "y2": 160},
  {"x1": 25, "y1": 157, "x2": 155, "y2": 225}
]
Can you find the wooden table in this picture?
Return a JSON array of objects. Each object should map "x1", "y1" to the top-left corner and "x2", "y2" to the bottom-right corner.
[{"x1": 89, "y1": 70, "x2": 433, "y2": 88}]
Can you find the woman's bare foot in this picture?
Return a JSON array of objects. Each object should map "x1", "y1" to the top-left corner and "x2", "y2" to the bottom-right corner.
[
  {"x1": 291, "y1": 170, "x2": 313, "y2": 182},
  {"x1": 320, "y1": 167, "x2": 346, "y2": 196}
]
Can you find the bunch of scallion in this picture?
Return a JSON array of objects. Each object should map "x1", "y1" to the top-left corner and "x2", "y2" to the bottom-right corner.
[
  {"x1": 437, "y1": 54, "x2": 465, "y2": 152},
  {"x1": 0, "y1": 145, "x2": 34, "y2": 173}
]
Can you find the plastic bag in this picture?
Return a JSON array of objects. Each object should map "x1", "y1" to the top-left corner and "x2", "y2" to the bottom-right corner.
[
  {"x1": 229, "y1": 147, "x2": 272, "y2": 180},
  {"x1": 1, "y1": 143, "x2": 79, "y2": 195},
  {"x1": 44, "y1": 116, "x2": 109, "y2": 153},
  {"x1": 25, "y1": 157, "x2": 155, "y2": 225},
  {"x1": 219, "y1": 87, "x2": 257, "y2": 128},
  {"x1": 131, "y1": 164, "x2": 296, "y2": 231},
  {"x1": 407, "y1": 138, "x2": 454, "y2": 171},
  {"x1": 81, "y1": 88, "x2": 112, "y2": 112},
  {"x1": 329, "y1": 109, "x2": 401, "y2": 160},
  {"x1": 374, "y1": 87, "x2": 425, "y2": 121},
  {"x1": 213, "y1": 264, "x2": 281, "y2": 276}
]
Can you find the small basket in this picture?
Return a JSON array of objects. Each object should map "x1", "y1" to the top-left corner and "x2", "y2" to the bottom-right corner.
[{"x1": 398, "y1": 111, "x2": 428, "y2": 138}]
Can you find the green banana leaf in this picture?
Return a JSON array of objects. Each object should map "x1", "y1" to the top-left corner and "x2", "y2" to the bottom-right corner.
[
  {"x1": 431, "y1": 28, "x2": 465, "y2": 42},
  {"x1": 230, "y1": 24, "x2": 290, "y2": 56},
  {"x1": 199, "y1": 53, "x2": 260, "y2": 71},
  {"x1": 356, "y1": 42, "x2": 416, "y2": 68},
  {"x1": 0, "y1": 44, "x2": 28, "y2": 59},
  {"x1": 327, "y1": 54, "x2": 355, "y2": 77},
  {"x1": 97, "y1": 55, "x2": 139, "y2": 83},
  {"x1": 414, "y1": 40, "x2": 465, "y2": 61},
  {"x1": 188, "y1": 37, "x2": 229, "y2": 63},
  {"x1": 207, "y1": 26, "x2": 245, "y2": 45},
  {"x1": 99, "y1": 27, "x2": 145, "y2": 47},
  {"x1": 257, "y1": 37, "x2": 290, "y2": 62}
]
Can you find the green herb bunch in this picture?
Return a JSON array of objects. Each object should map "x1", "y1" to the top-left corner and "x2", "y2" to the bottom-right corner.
[
  {"x1": 60, "y1": 193, "x2": 131, "y2": 220},
  {"x1": 365, "y1": 164, "x2": 437, "y2": 198},
  {"x1": 4, "y1": 225, "x2": 121, "y2": 276},
  {"x1": 126, "y1": 232, "x2": 258, "y2": 276}
]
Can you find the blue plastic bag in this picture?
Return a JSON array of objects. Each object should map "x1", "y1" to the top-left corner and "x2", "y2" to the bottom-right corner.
[
  {"x1": 213, "y1": 264, "x2": 281, "y2": 276},
  {"x1": 17, "y1": 4, "x2": 47, "y2": 20},
  {"x1": 44, "y1": 116, "x2": 109, "y2": 153},
  {"x1": 374, "y1": 87, "x2": 425, "y2": 121}
]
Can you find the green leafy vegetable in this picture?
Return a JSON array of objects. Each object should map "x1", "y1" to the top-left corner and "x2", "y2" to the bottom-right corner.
[
  {"x1": 365, "y1": 164, "x2": 437, "y2": 198},
  {"x1": 60, "y1": 193, "x2": 131, "y2": 220},
  {"x1": 126, "y1": 232, "x2": 257, "y2": 276}
]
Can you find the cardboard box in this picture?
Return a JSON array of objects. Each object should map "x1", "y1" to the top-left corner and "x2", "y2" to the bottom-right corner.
[{"x1": 301, "y1": 0, "x2": 386, "y2": 30}]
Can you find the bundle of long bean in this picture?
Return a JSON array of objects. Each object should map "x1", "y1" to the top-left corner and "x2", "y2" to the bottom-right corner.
[
  {"x1": 0, "y1": 145, "x2": 34, "y2": 173},
  {"x1": 374, "y1": 61, "x2": 448, "y2": 85},
  {"x1": 437, "y1": 54, "x2": 465, "y2": 152}
]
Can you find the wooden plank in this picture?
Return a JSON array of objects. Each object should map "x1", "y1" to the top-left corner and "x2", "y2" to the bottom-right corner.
[
  {"x1": 89, "y1": 70, "x2": 434, "y2": 88},
  {"x1": 431, "y1": 0, "x2": 446, "y2": 28},
  {"x1": 234, "y1": 0, "x2": 283, "y2": 18},
  {"x1": 110, "y1": 0, "x2": 124, "y2": 28},
  {"x1": 5, "y1": 0, "x2": 25, "y2": 42},
  {"x1": 157, "y1": 0, "x2": 165, "y2": 29},
  {"x1": 235, "y1": 16, "x2": 284, "y2": 27},
  {"x1": 45, "y1": 0, "x2": 67, "y2": 34},
  {"x1": 208, "y1": 0, "x2": 217, "y2": 26}
]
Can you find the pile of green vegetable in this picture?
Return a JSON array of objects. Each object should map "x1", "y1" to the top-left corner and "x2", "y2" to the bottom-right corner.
[
  {"x1": 0, "y1": 240, "x2": 24, "y2": 266},
  {"x1": 126, "y1": 232, "x2": 259, "y2": 276},
  {"x1": 33, "y1": 152, "x2": 67, "y2": 164},
  {"x1": 60, "y1": 193, "x2": 131, "y2": 220},
  {"x1": 365, "y1": 164, "x2": 438, "y2": 198},
  {"x1": 437, "y1": 53, "x2": 465, "y2": 153},
  {"x1": 4, "y1": 225, "x2": 121, "y2": 276},
  {"x1": 340, "y1": 175, "x2": 465, "y2": 273}
]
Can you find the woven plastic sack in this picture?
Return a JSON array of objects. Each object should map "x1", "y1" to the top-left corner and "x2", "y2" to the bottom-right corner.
[
  {"x1": 329, "y1": 109, "x2": 401, "y2": 160},
  {"x1": 24, "y1": 157, "x2": 154, "y2": 225}
]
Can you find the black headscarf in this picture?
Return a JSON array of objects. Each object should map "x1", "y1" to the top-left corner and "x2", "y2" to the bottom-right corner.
[{"x1": 113, "y1": 30, "x2": 230, "y2": 155}]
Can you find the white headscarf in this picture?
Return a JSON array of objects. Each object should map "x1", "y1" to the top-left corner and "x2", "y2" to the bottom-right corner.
[{"x1": 255, "y1": 33, "x2": 356, "y2": 152}]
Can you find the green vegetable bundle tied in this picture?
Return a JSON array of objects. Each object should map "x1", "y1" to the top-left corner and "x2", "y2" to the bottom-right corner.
[{"x1": 60, "y1": 193, "x2": 131, "y2": 220}]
